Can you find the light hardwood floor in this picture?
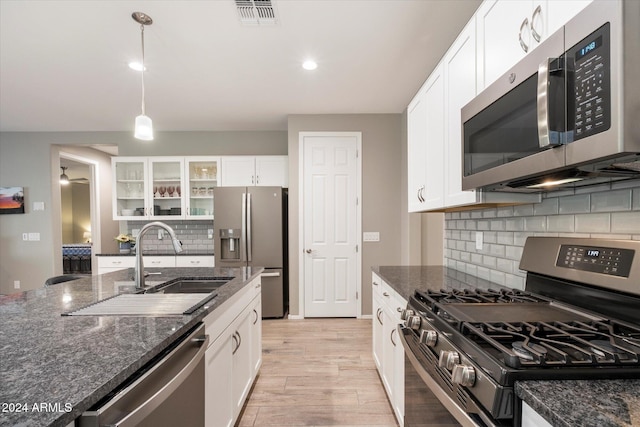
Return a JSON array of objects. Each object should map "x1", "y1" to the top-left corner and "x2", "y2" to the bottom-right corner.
[{"x1": 237, "y1": 318, "x2": 399, "y2": 427}]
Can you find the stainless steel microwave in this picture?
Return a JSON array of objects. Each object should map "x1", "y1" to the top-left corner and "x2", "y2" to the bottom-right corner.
[{"x1": 462, "y1": 0, "x2": 640, "y2": 192}]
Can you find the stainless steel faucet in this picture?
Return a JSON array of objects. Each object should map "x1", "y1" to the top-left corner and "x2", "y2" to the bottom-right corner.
[{"x1": 134, "y1": 221, "x2": 183, "y2": 289}]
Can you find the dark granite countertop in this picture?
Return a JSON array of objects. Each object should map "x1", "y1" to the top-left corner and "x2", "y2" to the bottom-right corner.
[
  {"x1": 96, "y1": 250, "x2": 214, "y2": 256},
  {"x1": 0, "y1": 266, "x2": 261, "y2": 427},
  {"x1": 371, "y1": 265, "x2": 640, "y2": 427}
]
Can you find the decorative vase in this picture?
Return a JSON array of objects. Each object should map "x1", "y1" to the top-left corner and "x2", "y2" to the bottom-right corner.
[{"x1": 119, "y1": 242, "x2": 131, "y2": 254}]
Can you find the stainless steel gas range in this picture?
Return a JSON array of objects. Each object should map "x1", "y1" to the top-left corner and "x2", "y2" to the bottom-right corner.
[{"x1": 399, "y1": 237, "x2": 640, "y2": 427}]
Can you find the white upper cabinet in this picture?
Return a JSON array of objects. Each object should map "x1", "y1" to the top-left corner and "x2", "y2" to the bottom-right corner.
[
  {"x1": 220, "y1": 156, "x2": 288, "y2": 187},
  {"x1": 477, "y1": 0, "x2": 593, "y2": 91},
  {"x1": 444, "y1": 20, "x2": 478, "y2": 208},
  {"x1": 185, "y1": 157, "x2": 219, "y2": 219}
]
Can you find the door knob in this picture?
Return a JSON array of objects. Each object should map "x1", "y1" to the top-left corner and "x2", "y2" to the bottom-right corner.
[{"x1": 305, "y1": 249, "x2": 312, "y2": 254}]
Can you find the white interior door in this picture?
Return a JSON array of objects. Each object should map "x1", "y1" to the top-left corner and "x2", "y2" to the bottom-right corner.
[{"x1": 302, "y1": 132, "x2": 360, "y2": 317}]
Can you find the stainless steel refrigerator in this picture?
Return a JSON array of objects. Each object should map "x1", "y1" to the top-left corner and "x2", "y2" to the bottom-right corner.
[{"x1": 213, "y1": 186, "x2": 288, "y2": 318}]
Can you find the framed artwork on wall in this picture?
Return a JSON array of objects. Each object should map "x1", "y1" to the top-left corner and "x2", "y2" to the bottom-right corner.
[{"x1": 0, "y1": 187, "x2": 25, "y2": 214}]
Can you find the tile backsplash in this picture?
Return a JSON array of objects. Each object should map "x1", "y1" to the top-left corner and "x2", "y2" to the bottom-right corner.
[
  {"x1": 444, "y1": 181, "x2": 640, "y2": 289},
  {"x1": 124, "y1": 220, "x2": 214, "y2": 252}
]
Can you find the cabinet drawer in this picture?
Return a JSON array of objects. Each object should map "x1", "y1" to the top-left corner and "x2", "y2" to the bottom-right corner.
[
  {"x1": 176, "y1": 256, "x2": 215, "y2": 268},
  {"x1": 144, "y1": 256, "x2": 175, "y2": 268},
  {"x1": 97, "y1": 257, "x2": 135, "y2": 269}
]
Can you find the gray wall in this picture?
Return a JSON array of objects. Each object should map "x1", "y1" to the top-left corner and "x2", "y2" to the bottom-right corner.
[
  {"x1": 443, "y1": 181, "x2": 640, "y2": 289},
  {"x1": 287, "y1": 114, "x2": 405, "y2": 317},
  {"x1": 0, "y1": 130, "x2": 287, "y2": 295}
]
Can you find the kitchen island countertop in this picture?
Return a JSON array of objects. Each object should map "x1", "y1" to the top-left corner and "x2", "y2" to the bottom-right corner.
[
  {"x1": 0, "y1": 266, "x2": 261, "y2": 427},
  {"x1": 372, "y1": 265, "x2": 640, "y2": 427}
]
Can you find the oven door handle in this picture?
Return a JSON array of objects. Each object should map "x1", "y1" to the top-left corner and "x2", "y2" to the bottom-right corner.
[{"x1": 398, "y1": 326, "x2": 496, "y2": 427}]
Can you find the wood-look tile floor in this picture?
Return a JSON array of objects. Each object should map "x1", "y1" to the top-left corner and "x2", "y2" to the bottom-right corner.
[{"x1": 237, "y1": 318, "x2": 399, "y2": 427}]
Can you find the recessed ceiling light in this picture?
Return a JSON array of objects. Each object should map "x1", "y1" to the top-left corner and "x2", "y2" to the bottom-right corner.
[
  {"x1": 302, "y1": 60, "x2": 317, "y2": 71},
  {"x1": 128, "y1": 61, "x2": 146, "y2": 71}
]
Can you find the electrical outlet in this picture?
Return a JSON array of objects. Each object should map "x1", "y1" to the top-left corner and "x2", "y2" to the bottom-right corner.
[
  {"x1": 33, "y1": 201, "x2": 45, "y2": 211},
  {"x1": 22, "y1": 233, "x2": 28, "y2": 241},
  {"x1": 208, "y1": 229, "x2": 214, "y2": 239},
  {"x1": 475, "y1": 231, "x2": 483, "y2": 250},
  {"x1": 28, "y1": 232, "x2": 40, "y2": 241},
  {"x1": 14, "y1": 280, "x2": 20, "y2": 289}
]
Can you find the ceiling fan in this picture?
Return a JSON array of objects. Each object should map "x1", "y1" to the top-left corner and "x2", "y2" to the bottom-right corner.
[{"x1": 60, "y1": 166, "x2": 89, "y2": 185}]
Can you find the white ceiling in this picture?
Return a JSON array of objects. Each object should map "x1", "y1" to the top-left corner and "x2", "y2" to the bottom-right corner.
[{"x1": 0, "y1": 0, "x2": 480, "y2": 132}]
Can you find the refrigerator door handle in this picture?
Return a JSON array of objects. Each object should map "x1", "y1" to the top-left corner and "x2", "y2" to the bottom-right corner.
[
  {"x1": 261, "y1": 271, "x2": 281, "y2": 277},
  {"x1": 241, "y1": 192, "x2": 247, "y2": 262},
  {"x1": 247, "y1": 192, "x2": 252, "y2": 262}
]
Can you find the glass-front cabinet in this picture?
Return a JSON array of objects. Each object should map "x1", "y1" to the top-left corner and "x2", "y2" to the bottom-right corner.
[
  {"x1": 149, "y1": 158, "x2": 185, "y2": 219},
  {"x1": 185, "y1": 157, "x2": 219, "y2": 219},
  {"x1": 112, "y1": 156, "x2": 218, "y2": 220},
  {"x1": 113, "y1": 157, "x2": 148, "y2": 219}
]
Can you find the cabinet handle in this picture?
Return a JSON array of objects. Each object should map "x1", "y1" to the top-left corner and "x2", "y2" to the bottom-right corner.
[
  {"x1": 112, "y1": 261, "x2": 121, "y2": 265},
  {"x1": 397, "y1": 307, "x2": 403, "y2": 313},
  {"x1": 519, "y1": 17, "x2": 530, "y2": 52},
  {"x1": 256, "y1": 175, "x2": 260, "y2": 185},
  {"x1": 151, "y1": 261, "x2": 161, "y2": 264},
  {"x1": 232, "y1": 333, "x2": 239, "y2": 354},
  {"x1": 376, "y1": 308, "x2": 383, "y2": 325},
  {"x1": 190, "y1": 260, "x2": 200, "y2": 264},
  {"x1": 251, "y1": 175, "x2": 255, "y2": 185},
  {"x1": 373, "y1": 281, "x2": 379, "y2": 286},
  {"x1": 236, "y1": 331, "x2": 242, "y2": 352},
  {"x1": 390, "y1": 328, "x2": 397, "y2": 347},
  {"x1": 417, "y1": 187, "x2": 421, "y2": 202},
  {"x1": 253, "y1": 309, "x2": 259, "y2": 324},
  {"x1": 531, "y1": 4, "x2": 542, "y2": 43},
  {"x1": 255, "y1": 283, "x2": 261, "y2": 289},
  {"x1": 383, "y1": 292, "x2": 390, "y2": 297}
]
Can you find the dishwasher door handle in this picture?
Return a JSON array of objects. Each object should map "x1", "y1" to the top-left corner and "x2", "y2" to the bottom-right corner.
[{"x1": 111, "y1": 332, "x2": 209, "y2": 427}]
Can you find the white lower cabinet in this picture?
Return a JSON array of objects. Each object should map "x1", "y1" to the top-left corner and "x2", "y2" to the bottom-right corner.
[
  {"x1": 521, "y1": 402, "x2": 552, "y2": 427},
  {"x1": 204, "y1": 277, "x2": 262, "y2": 427},
  {"x1": 372, "y1": 273, "x2": 406, "y2": 426},
  {"x1": 205, "y1": 331, "x2": 234, "y2": 427},
  {"x1": 96, "y1": 255, "x2": 214, "y2": 275}
]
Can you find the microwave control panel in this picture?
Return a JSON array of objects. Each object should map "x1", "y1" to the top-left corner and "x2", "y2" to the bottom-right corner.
[
  {"x1": 556, "y1": 245, "x2": 634, "y2": 278},
  {"x1": 568, "y1": 22, "x2": 611, "y2": 141}
]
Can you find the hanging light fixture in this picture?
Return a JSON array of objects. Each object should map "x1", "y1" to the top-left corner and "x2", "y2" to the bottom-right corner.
[
  {"x1": 60, "y1": 167, "x2": 70, "y2": 185},
  {"x1": 132, "y1": 12, "x2": 154, "y2": 141}
]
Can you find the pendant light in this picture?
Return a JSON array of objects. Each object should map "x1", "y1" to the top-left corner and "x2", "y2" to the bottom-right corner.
[
  {"x1": 60, "y1": 167, "x2": 70, "y2": 185},
  {"x1": 132, "y1": 12, "x2": 154, "y2": 141}
]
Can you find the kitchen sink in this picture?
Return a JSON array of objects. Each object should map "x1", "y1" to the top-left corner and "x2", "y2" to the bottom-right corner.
[
  {"x1": 146, "y1": 278, "x2": 232, "y2": 294},
  {"x1": 63, "y1": 277, "x2": 234, "y2": 316}
]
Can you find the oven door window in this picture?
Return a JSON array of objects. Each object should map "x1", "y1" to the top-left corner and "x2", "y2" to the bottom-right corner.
[{"x1": 463, "y1": 62, "x2": 566, "y2": 177}]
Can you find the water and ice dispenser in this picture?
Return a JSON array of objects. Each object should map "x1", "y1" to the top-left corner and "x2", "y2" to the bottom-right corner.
[{"x1": 219, "y1": 228, "x2": 241, "y2": 261}]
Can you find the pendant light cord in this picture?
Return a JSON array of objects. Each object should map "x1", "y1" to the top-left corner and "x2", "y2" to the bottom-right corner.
[{"x1": 140, "y1": 23, "x2": 146, "y2": 116}]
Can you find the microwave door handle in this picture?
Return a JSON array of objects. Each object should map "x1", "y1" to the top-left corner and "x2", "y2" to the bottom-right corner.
[{"x1": 537, "y1": 58, "x2": 552, "y2": 148}]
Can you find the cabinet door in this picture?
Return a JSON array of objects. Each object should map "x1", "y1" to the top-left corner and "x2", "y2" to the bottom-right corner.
[
  {"x1": 421, "y1": 63, "x2": 446, "y2": 210},
  {"x1": 205, "y1": 332, "x2": 234, "y2": 427},
  {"x1": 544, "y1": 0, "x2": 592, "y2": 36},
  {"x1": 407, "y1": 88, "x2": 428, "y2": 212},
  {"x1": 149, "y1": 157, "x2": 185, "y2": 219},
  {"x1": 232, "y1": 307, "x2": 254, "y2": 417},
  {"x1": 444, "y1": 20, "x2": 478, "y2": 208},
  {"x1": 185, "y1": 157, "x2": 219, "y2": 219},
  {"x1": 250, "y1": 295, "x2": 262, "y2": 376},
  {"x1": 381, "y1": 307, "x2": 396, "y2": 403},
  {"x1": 112, "y1": 157, "x2": 148, "y2": 219},
  {"x1": 477, "y1": 0, "x2": 534, "y2": 90},
  {"x1": 220, "y1": 157, "x2": 255, "y2": 186},
  {"x1": 255, "y1": 156, "x2": 288, "y2": 187},
  {"x1": 372, "y1": 293, "x2": 384, "y2": 371}
]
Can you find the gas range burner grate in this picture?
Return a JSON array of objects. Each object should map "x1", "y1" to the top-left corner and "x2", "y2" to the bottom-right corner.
[
  {"x1": 417, "y1": 288, "x2": 547, "y2": 305},
  {"x1": 463, "y1": 319, "x2": 640, "y2": 369}
]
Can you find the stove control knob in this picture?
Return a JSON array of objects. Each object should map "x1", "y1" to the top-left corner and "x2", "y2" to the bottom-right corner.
[
  {"x1": 452, "y1": 364, "x2": 476, "y2": 387},
  {"x1": 407, "y1": 315, "x2": 421, "y2": 330},
  {"x1": 419, "y1": 330, "x2": 438, "y2": 347},
  {"x1": 400, "y1": 309, "x2": 414, "y2": 321},
  {"x1": 438, "y1": 350, "x2": 460, "y2": 370}
]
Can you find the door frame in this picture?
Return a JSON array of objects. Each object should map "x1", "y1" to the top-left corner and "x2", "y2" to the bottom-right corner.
[
  {"x1": 298, "y1": 131, "x2": 363, "y2": 318},
  {"x1": 52, "y1": 150, "x2": 102, "y2": 275}
]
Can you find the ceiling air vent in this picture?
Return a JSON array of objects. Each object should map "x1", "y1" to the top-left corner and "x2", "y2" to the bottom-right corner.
[{"x1": 235, "y1": 0, "x2": 278, "y2": 25}]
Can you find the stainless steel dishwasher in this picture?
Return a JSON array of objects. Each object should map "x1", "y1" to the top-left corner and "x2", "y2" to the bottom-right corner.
[{"x1": 78, "y1": 323, "x2": 208, "y2": 427}]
